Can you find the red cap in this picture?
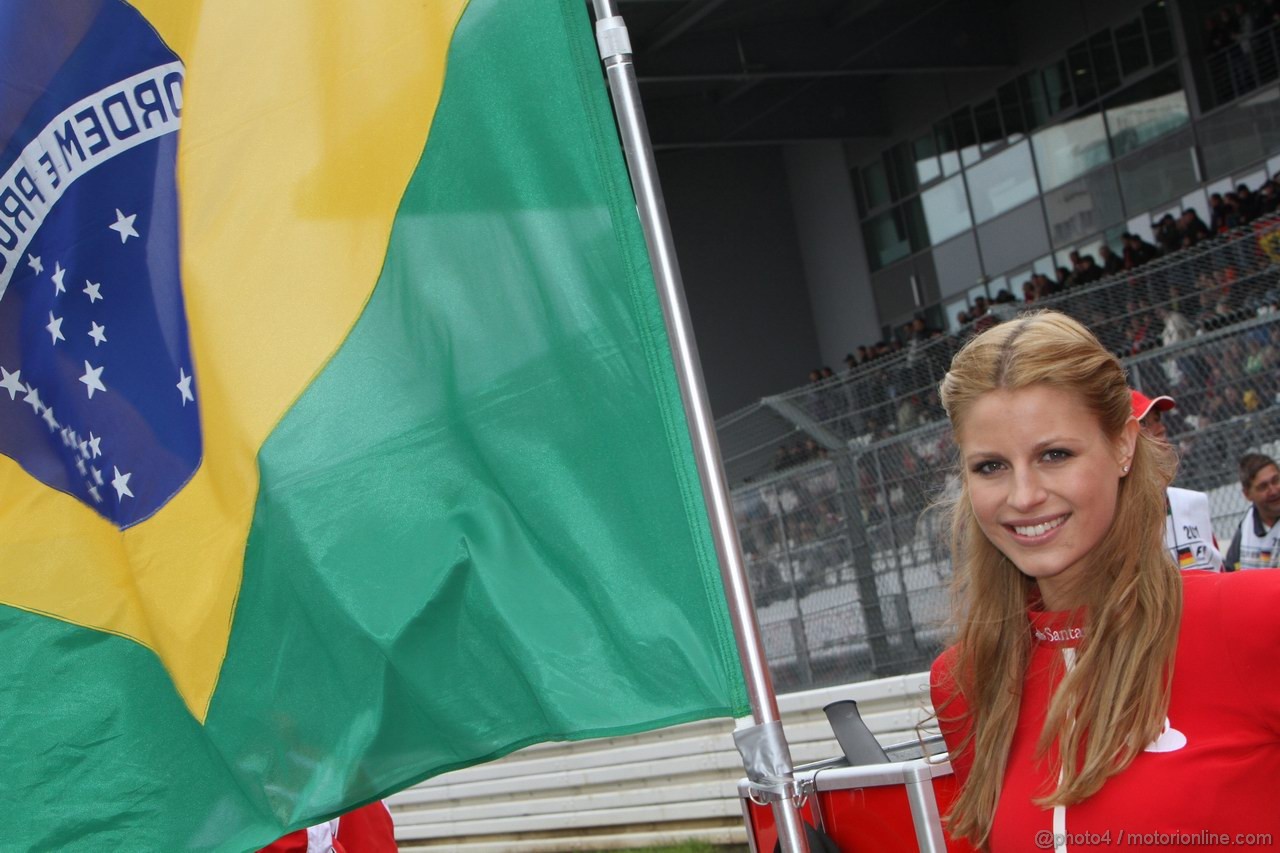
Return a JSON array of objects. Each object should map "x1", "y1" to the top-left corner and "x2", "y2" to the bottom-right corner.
[{"x1": 1130, "y1": 389, "x2": 1175, "y2": 420}]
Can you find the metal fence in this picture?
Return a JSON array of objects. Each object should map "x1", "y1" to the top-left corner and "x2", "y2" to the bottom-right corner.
[
  {"x1": 728, "y1": 217, "x2": 1280, "y2": 693},
  {"x1": 1205, "y1": 16, "x2": 1280, "y2": 110}
]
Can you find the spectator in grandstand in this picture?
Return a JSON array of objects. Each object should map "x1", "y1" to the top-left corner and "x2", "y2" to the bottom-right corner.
[
  {"x1": 1236, "y1": 183, "x2": 1262, "y2": 222},
  {"x1": 1224, "y1": 452, "x2": 1280, "y2": 570},
  {"x1": 1121, "y1": 232, "x2": 1159, "y2": 269},
  {"x1": 1157, "y1": 303, "x2": 1196, "y2": 347},
  {"x1": 1055, "y1": 265, "x2": 1074, "y2": 290},
  {"x1": 1098, "y1": 244, "x2": 1123, "y2": 276},
  {"x1": 1209, "y1": 192, "x2": 1235, "y2": 233},
  {"x1": 1071, "y1": 251, "x2": 1104, "y2": 286},
  {"x1": 930, "y1": 311, "x2": 1280, "y2": 849},
  {"x1": 1207, "y1": 4, "x2": 1239, "y2": 52},
  {"x1": 1179, "y1": 209, "x2": 1212, "y2": 248},
  {"x1": 1260, "y1": 179, "x2": 1280, "y2": 214},
  {"x1": 1122, "y1": 299, "x2": 1157, "y2": 354},
  {"x1": 990, "y1": 289, "x2": 1019, "y2": 321},
  {"x1": 1132, "y1": 389, "x2": 1224, "y2": 571},
  {"x1": 1156, "y1": 213, "x2": 1182, "y2": 254}
]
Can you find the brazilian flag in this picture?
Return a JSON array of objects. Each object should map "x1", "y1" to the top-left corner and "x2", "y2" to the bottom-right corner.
[{"x1": 0, "y1": 1, "x2": 749, "y2": 848}]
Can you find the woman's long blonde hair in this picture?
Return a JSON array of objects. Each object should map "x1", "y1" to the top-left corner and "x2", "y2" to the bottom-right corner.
[{"x1": 936, "y1": 311, "x2": 1180, "y2": 846}]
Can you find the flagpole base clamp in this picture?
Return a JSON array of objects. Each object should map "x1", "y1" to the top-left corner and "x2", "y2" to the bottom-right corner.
[
  {"x1": 735, "y1": 721, "x2": 807, "y2": 806},
  {"x1": 595, "y1": 16, "x2": 633, "y2": 61}
]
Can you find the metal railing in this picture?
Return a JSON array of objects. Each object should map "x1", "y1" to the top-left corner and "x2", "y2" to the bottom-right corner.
[
  {"x1": 1204, "y1": 15, "x2": 1280, "y2": 109},
  {"x1": 727, "y1": 217, "x2": 1280, "y2": 692}
]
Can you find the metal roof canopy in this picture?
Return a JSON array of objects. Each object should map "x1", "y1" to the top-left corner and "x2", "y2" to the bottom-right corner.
[{"x1": 618, "y1": 0, "x2": 1017, "y2": 148}]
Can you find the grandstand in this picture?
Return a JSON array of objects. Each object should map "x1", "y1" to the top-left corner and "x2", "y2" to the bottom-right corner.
[{"x1": 723, "y1": 217, "x2": 1279, "y2": 695}]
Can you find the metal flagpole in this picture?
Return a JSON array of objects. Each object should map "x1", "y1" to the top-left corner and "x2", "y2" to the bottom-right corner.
[{"x1": 587, "y1": 4, "x2": 810, "y2": 852}]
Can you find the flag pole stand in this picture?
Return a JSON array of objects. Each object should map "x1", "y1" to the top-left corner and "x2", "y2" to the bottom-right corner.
[{"x1": 587, "y1": 4, "x2": 810, "y2": 852}]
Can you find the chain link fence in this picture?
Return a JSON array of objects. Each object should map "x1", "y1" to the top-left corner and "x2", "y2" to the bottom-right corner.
[{"x1": 727, "y1": 216, "x2": 1280, "y2": 693}]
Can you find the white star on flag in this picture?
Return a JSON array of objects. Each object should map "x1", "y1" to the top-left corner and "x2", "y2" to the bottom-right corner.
[
  {"x1": 76, "y1": 456, "x2": 87, "y2": 476},
  {"x1": 83, "y1": 280, "x2": 103, "y2": 303},
  {"x1": 79, "y1": 361, "x2": 106, "y2": 399},
  {"x1": 61, "y1": 427, "x2": 74, "y2": 447},
  {"x1": 87, "y1": 432, "x2": 102, "y2": 458},
  {"x1": 0, "y1": 367, "x2": 23, "y2": 400},
  {"x1": 27, "y1": 253, "x2": 42, "y2": 275},
  {"x1": 109, "y1": 209, "x2": 139, "y2": 243},
  {"x1": 111, "y1": 466, "x2": 134, "y2": 500},
  {"x1": 88, "y1": 484, "x2": 102, "y2": 504},
  {"x1": 23, "y1": 384, "x2": 43, "y2": 413},
  {"x1": 46, "y1": 312, "x2": 65, "y2": 344},
  {"x1": 177, "y1": 368, "x2": 194, "y2": 406},
  {"x1": 88, "y1": 321, "x2": 107, "y2": 346},
  {"x1": 41, "y1": 406, "x2": 58, "y2": 431},
  {"x1": 79, "y1": 438, "x2": 90, "y2": 459},
  {"x1": 91, "y1": 465, "x2": 103, "y2": 486},
  {"x1": 51, "y1": 262, "x2": 66, "y2": 295}
]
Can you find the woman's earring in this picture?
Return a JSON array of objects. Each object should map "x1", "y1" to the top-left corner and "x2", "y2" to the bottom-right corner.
[{"x1": 1122, "y1": 464, "x2": 1130, "y2": 474}]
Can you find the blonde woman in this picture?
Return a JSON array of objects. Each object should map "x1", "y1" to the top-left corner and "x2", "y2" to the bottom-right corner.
[{"x1": 930, "y1": 311, "x2": 1280, "y2": 850}]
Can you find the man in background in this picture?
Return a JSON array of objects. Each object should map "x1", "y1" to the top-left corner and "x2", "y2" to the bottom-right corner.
[
  {"x1": 1132, "y1": 390, "x2": 1225, "y2": 571},
  {"x1": 1224, "y1": 453, "x2": 1280, "y2": 570}
]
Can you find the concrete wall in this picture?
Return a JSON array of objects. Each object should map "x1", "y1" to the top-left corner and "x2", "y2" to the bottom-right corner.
[
  {"x1": 783, "y1": 141, "x2": 882, "y2": 367},
  {"x1": 656, "y1": 147, "x2": 822, "y2": 416}
]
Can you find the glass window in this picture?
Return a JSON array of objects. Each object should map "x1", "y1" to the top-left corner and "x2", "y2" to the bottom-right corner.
[
  {"x1": 1198, "y1": 100, "x2": 1265, "y2": 180},
  {"x1": 863, "y1": 209, "x2": 912, "y2": 271},
  {"x1": 1033, "y1": 254, "x2": 1057, "y2": 278},
  {"x1": 1182, "y1": 189, "x2": 1210, "y2": 224},
  {"x1": 1143, "y1": 1, "x2": 1174, "y2": 66},
  {"x1": 1235, "y1": 169, "x2": 1268, "y2": 192},
  {"x1": 1255, "y1": 91, "x2": 1280, "y2": 155},
  {"x1": 862, "y1": 159, "x2": 891, "y2": 211},
  {"x1": 885, "y1": 143, "x2": 918, "y2": 200},
  {"x1": 952, "y1": 107, "x2": 981, "y2": 166},
  {"x1": 967, "y1": 141, "x2": 1039, "y2": 224},
  {"x1": 1269, "y1": 154, "x2": 1280, "y2": 179},
  {"x1": 1126, "y1": 214, "x2": 1156, "y2": 245},
  {"x1": 1103, "y1": 67, "x2": 1189, "y2": 158},
  {"x1": 1114, "y1": 19, "x2": 1149, "y2": 77},
  {"x1": 913, "y1": 133, "x2": 941, "y2": 185},
  {"x1": 1020, "y1": 72, "x2": 1051, "y2": 129},
  {"x1": 999, "y1": 81, "x2": 1028, "y2": 140},
  {"x1": 944, "y1": 296, "x2": 969, "y2": 331},
  {"x1": 920, "y1": 174, "x2": 972, "y2": 244},
  {"x1": 1206, "y1": 177, "x2": 1234, "y2": 199},
  {"x1": 935, "y1": 119, "x2": 961, "y2": 177},
  {"x1": 1068, "y1": 40, "x2": 1097, "y2": 104},
  {"x1": 974, "y1": 98, "x2": 1004, "y2": 152},
  {"x1": 1044, "y1": 168, "x2": 1125, "y2": 246},
  {"x1": 977, "y1": 199, "x2": 1051, "y2": 275},
  {"x1": 1041, "y1": 61, "x2": 1075, "y2": 115},
  {"x1": 902, "y1": 197, "x2": 930, "y2": 249},
  {"x1": 1115, "y1": 127, "x2": 1197, "y2": 214},
  {"x1": 1032, "y1": 107, "x2": 1111, "y2": 191},
  {"x1": 1090, "y1": 31, "x2": 1122, "y2": 96}
]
